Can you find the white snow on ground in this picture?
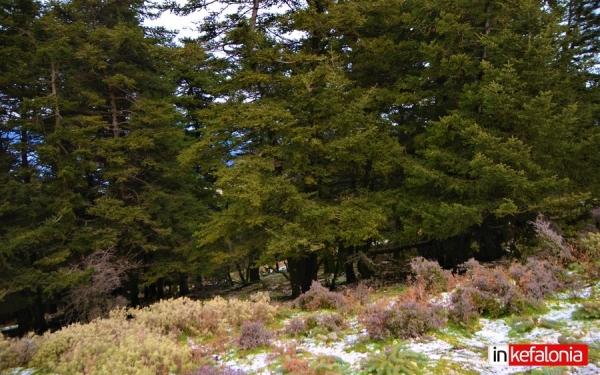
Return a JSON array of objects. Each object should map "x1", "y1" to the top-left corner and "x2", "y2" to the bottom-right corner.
[
  {"x1": 223, "y1": 353, "x2": 270, "y2": 374},
  {"x1": 206, "y1": 285, "x2": 600, "y2": 374},
  {"x1": 295, "y1": 336, "x2": 368, "y2": 368}
]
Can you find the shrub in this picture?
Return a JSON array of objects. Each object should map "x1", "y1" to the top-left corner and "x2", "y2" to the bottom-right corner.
[
  {"x1": 281, "y1": 357, "x2": 312, "y2": 374},
  {"x1": 65, "y1": 246, "x2": 134, "y2": 322},
  {"x1": 410, "y1": 257, "x2": 448, "y2": 293},
  {"x1": 0, "y1": 335, "x2": 17, "y2": 371},
  {"x1": 310, "y1": 355, "x2": 349, "y2": 374},
  {"x1": 530, "y1": 214, "x2": 572, "y2": 260},
  {"x1": 111, "y1": 292, "x2": 277, "y2": 337},
  {"x1": 361, "y1": 342, "x2": 428, "y2": 375},
  {"x1": 459, "y1": 259, "x2": 528, "y2": 317},
  {"x1": 448, "y1": 287, "x2": 479, "y2": 327},
  {"x1": 293, "y1": 281, "x2": 345, "y2": 311},
  {"x1": 387, "y1": 300, "x2": 445, "y2": 338},
  {"x1": 578, "y1": 232, "x2": 600, "y2": 260},
  {"x1": 572, "y1": 301, "x2": 600, "y2": 320},
  {"x1": 284, "y1": 318, "x2": 308, "y2": 337},
  {"x1": 360, "y1": 300, "x2": 391, "y2": 340},
  {"x1": 508, "y1": 317, "x2": 562, "y2": 335},
  {"x1": 361, "y1": 298, "x2": 445, "y2": 340},
  {"x1": 0, "y1": 333, "x2": 40, "y2": 371},
  {"x1": 509, "y1": 258, "x2": 563, "y2": 301},
  {"x1": 304, "y1": 314, "x2": 319, "y2": 330},
  {"x1": 317, "y1": 313, "x2": 345, "y2": 333},
  {"x1": 30, "y1": 318, "x2": 192, "y2": 375},
  {"x1": 342, "y1": 281, "x2": 374, "y2": 311},
  {"x1": 238, "y1": 321, "x2": 272, "y2": 350}
]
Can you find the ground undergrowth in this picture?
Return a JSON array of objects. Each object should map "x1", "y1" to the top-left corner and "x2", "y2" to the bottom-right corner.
[{"x1": 2, "y1": 255, "x2": 600, "y2": 375}]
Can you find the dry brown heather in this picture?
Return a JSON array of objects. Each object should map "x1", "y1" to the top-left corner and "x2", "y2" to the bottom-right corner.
[{"x1": 1, "y1": 292, "x2": 277, "y2": 375}]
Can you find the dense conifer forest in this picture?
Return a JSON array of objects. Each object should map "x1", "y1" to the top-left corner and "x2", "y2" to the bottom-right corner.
[{"x1": 1, "y1": 0, "x2": 599, "y2": 339}]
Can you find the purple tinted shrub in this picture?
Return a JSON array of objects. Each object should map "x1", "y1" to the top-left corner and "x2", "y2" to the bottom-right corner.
[
  {"x1": 318, "y1": 313, "x2": 345, "y2": 332},
  {"x1": 387, "y1": 299, "x2": 446, "y2": 338},
  {"x1": 343, "y1": 281, "x2": 374, "y2": 308},
  {"x1": 509, "y1": 258, "x2": 563, "y2": 301},
  {"x1": 458, "y1": 259, "x2": 527, "y2": 317},
  {"x1": 293, "y1": 281, "x2": 345, "y2": 311},
  {"x1": 530, "y1": 214, "x2": 571, "y2": 260},
  {"x1": 361, "y1": 298, "x2": 445, "y2": 340},
  {"x1": 410, "y1": 257, "x2": 448, "y2": 293},
  {"x1": 238, "y1": 321, "x2": 272, "y2": 350},
  {"x1": 449, "y1": 287, "x2": 479, "y2": 327},
  {"x1": 361, "y1": 302, "x2": 390, "y2": 340},
  {"x1": 193, "y1": 365, "x2": 220, "y2": 375},
  {"x1": 284, "y1": 318, "x2": 308, "y2": 337}
]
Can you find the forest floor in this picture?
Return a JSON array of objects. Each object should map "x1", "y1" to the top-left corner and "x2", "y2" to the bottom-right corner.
[
  {"x1": 197, "y1": 271, "x2": 600, "y2": 375},
  {"x1": 2, "y1": 257, "x2": 600, "y2": 375}
]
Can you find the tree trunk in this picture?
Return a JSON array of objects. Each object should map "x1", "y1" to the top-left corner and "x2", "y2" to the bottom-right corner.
[
  {"x1": 345, "y1": 261, "x2": 357, "y2": 284},
  {"x1": 418, "y1": 234, "x2": 473, "y2": 269},
  {"x1": 179, "y1": 273, "x2": 189, "y2": 296},
  {"x1": 250, "y1": 0, "x2": 260, "y2": 31},
  {"x1": 32, "y1": 288, "x2": 47, "y2": 334},
  {"x1": 127, "y1": 273, "x2": 140, "y2": 307},
  {"x1": 20, "y1": 130, "x2": 30, "y2": 183},
  {"x1": 329, "y1": 256, "x2": 341, "y2": 291},
  {"x1": 340, "y1": 244, "x2": 357, "y2": 283},
  {"x1": 236, "y1": 262, "x2": 248, "y2": 284},
  {"x1": 288, "y1": 252, "x2": 319, "y2": 298},
  {"x1": 248, "y1": 267, "x2": 260, "y2": 282},
  {"x1": 357, "y1": 258, "x2": 374, "y2": 279},
  {"x1": 323, "y1": 253, "x2": 335, "y2": 274},
  {"x1": 156, "y1": 279, "x2": 164, "y2": 300},
  {"x1": 16, "y1": 306, "x2": 33, "y2": 337},
  {"x1": 16, "y1": 289, "x2": 47, "y2": 336}
]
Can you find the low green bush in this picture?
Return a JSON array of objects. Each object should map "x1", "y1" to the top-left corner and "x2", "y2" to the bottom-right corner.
[{"x1": 361, "y1": 342, "x2": 428, "y2": 375}]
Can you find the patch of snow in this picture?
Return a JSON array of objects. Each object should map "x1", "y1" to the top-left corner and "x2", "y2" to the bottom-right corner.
[
  {"x1": 0, "y1": 325, "x2": 18, "y2": 332},
  {"x1": 296, "y1": 337, "x2": 368, "y2": 369},
  {"x1": 4, "y1": 369, "x2": 37, "y2": 375},
  {"x1": 555, "y1": 281, "x2": 599, "y2": 300},
  {"x1": 474, "y1": 319, "x2": 512, "y2": 344},
  {"x1": 223, "y1": 353, "x2": 270, "y2": 374},
  {"x1": 430, "y1": 292, "x2": 453, "y2": 308},
  {"x1": 195, "y1": 282, "x2": 600, "y2": 375},
  {"x1": 522, "y1": 327, "x2": 562, "y2": 343},
  {"x1": 405, "y1": 338, "x2": 454, "y2": 360}
]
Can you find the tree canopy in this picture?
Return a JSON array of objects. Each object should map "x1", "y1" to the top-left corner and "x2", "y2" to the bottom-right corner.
[{"x1": 1, "y1": 0, "x2": 598, "y2": 331}]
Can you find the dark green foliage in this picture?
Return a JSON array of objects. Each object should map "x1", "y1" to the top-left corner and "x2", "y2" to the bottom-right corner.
[
  {"x1": 1, "y1": 0, "x2": 600, "y2": 333},
  {"x1": 310, "y1": 355, "x2": 350, "y2": 374},
  {"x1": 361, "y1": 342, "x2": 428, "y2": 375},
  {"x1": 0, "y1": 0, "x2": 210, "y2": 331},
  {"x1": 508, "y1": 316, "x2": 563, "y2": 336},
  {"x1": 572, "y1": 301, "x2": 600, "y2": 320}
]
